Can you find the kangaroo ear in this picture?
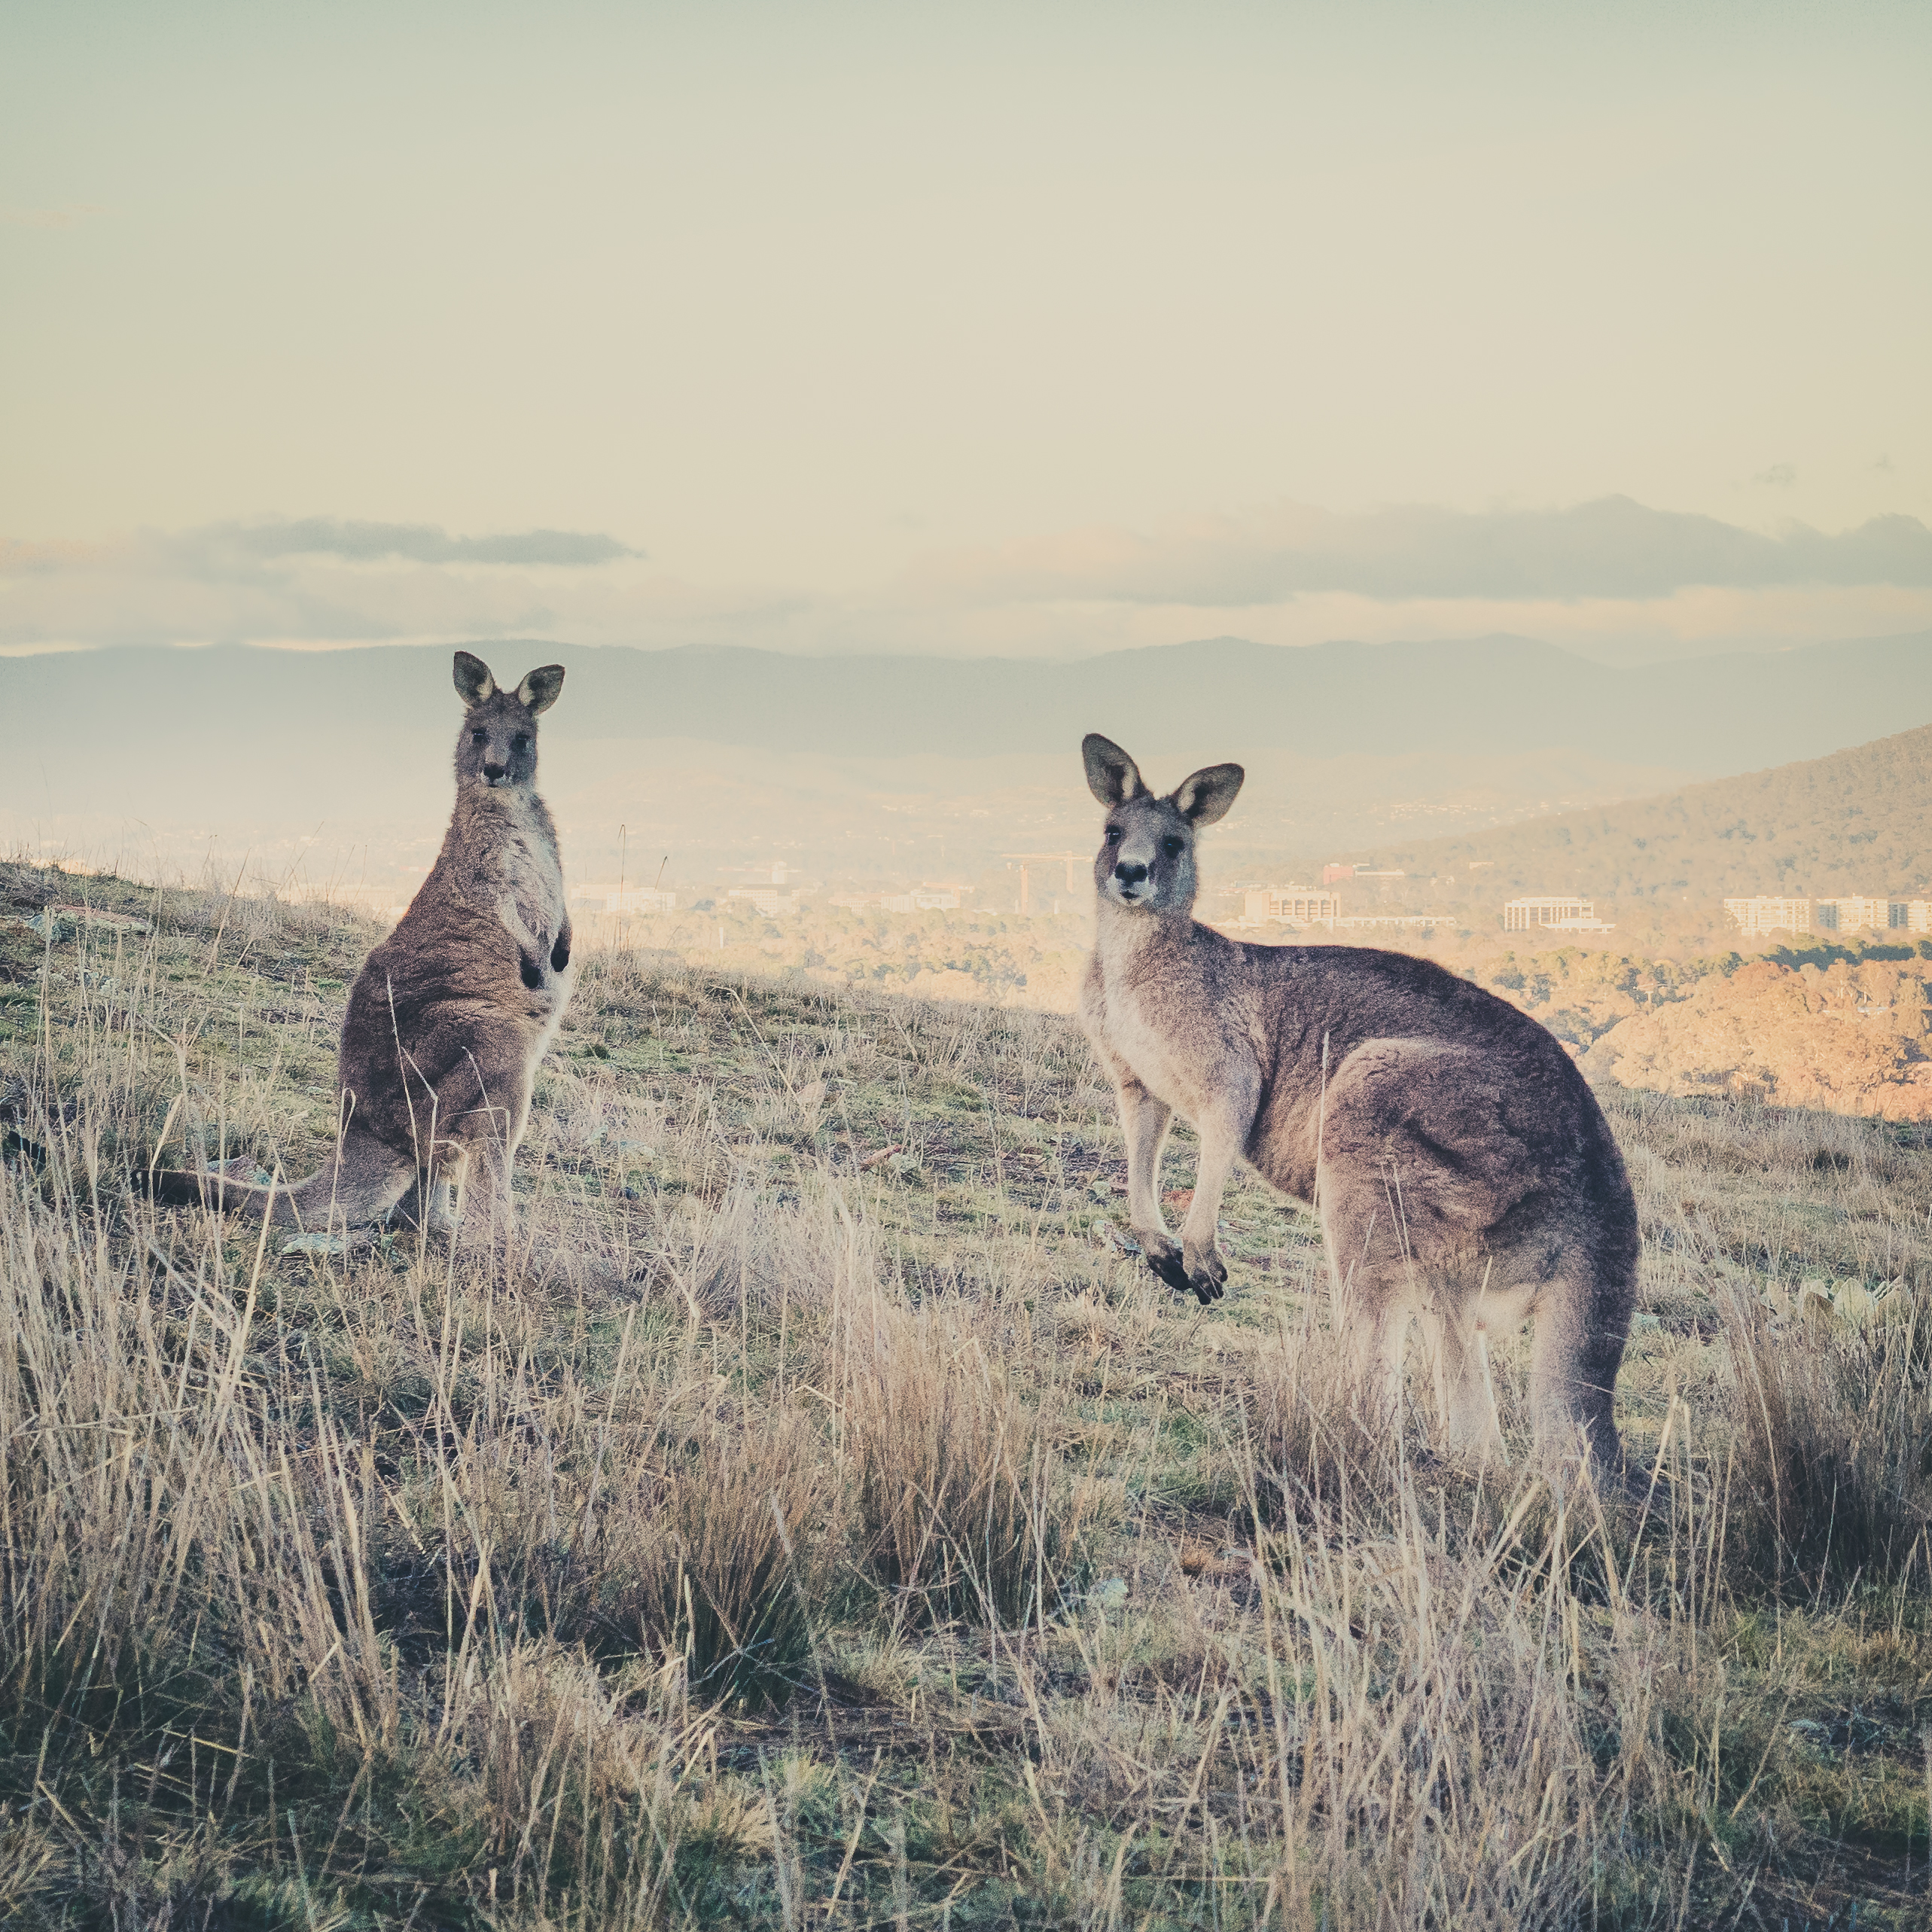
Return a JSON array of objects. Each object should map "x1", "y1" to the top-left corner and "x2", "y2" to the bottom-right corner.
[
  {"x1": 1083, "y1": 733, "x2": 1147, "y2": 807},
  {"x1": 1171, "y1": 763, "x2": 1244, "y2": 827},
  {"x1": 516, "y1": 665, "x2": 565, "y2": 714},
  {"x1": 453, "y1": 651, "x2": 498, "y2": 707}
]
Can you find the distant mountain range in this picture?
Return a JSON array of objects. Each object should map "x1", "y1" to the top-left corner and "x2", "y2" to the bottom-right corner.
[
  {"x1": 1334, "y1": 721, "x2": 1932, "y2": 904},
  {"x1": 4, "y1": 629, "x2": 1927, "y2": 782},
  {"x1": 3, "y1": 632, "x2": 1927, "y2": 895},
  {"x1": 576, "y1": 629, "x2": 1930, "y2": 773}
]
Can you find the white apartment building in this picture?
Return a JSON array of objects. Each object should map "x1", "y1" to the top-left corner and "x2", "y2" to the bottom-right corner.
[
  {"x1": 1503, "y1": 896, "x2": 1611, "y2": 932},
  {"x1": 1723, "y1": 896, "x2": 1812, "y2": 935},
  {"x1": 828, "y1": 885, "x2": 963, "y2": 913},
  {"x1": 570, "y1": 883, "x2": 678, "y2": 915},
  {"x1": 1816, "y1": 897, "x2": 1895, "y2": 934},
  {"x1": 727, "y1": 885, "x2": 800, "y2": 917},
  {"x1": 1242, "y1": 887, "x2": 1340, "y2": 926},
  {"x1": 1723, "y1": 896, "x2": 1930, "y2": 936}
]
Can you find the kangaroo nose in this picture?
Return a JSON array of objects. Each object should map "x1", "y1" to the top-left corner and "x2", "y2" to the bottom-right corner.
[
  {"x1": 1115, "y1": 860, "x2": 1147, "y2": 885},
  {"x1": 483, "y1": 761, "x2": 507, "y2": 782}
]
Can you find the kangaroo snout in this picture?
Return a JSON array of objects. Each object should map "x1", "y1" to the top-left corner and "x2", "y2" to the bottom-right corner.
[{"x1": 1114, "y1": 860, "x2": 1148, "y2": 885}]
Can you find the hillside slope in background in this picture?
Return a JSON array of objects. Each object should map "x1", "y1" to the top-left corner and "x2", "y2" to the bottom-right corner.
[
  {"x1": 1330, "y1": 721, "x2": 1932, "y2": 904},
  {"x1": 1582, "y1": 954, "x2": 1932, "y2": 1118}
]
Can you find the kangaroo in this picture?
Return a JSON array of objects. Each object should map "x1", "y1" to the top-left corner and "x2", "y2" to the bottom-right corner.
[
  {"x1": 153, "y1": 651, "x2": 576, "y2": 1252},
  {"x1": 1077, "y1": 733, "x2": 1638, "y2": 1473}
]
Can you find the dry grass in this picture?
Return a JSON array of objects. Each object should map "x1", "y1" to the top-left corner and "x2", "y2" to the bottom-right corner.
[{"x1": 2, "y1": 857, "x2": 1931, "y2": 1927}]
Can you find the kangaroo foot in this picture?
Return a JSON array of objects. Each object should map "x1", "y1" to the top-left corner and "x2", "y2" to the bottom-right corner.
[
  {"x1": 1132, "y1": 1227, "x2": 1194, "y2": 1299},
  {"x1": 1182, "y1": 1241, "x2": 1228, "y2": 1305}
]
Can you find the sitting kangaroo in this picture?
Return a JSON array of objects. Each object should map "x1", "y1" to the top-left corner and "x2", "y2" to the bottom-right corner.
[
  {"x1": 1077, "y1": 733, "x2": 1638, "y2": 1471},
  {"x1": 154, "y1": 651, "x2": 575, "y2": 1251}
]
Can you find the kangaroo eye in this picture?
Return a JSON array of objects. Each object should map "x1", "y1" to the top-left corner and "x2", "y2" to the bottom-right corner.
[
  {"x1": 1162, "y1": 836, "x2": 1184, "y2": 857},
  {"x1": 471, "y1": 730, "x2": 486, "y2": 745},
  {"x1": 1104, "y1": 826, "x2": 1122, "y2": 845},
  {"x1": 513, "y1": 734, "x2": 531, "y2": 752}
]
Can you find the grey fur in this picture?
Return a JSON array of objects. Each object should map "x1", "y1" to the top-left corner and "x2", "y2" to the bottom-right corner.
[
  {"x1": 153, "y1": 651, "x2": 576, "y2": 1252},
  {"x1": 1077, "y1": 733, "x2": 1638, "y2": 1473}
]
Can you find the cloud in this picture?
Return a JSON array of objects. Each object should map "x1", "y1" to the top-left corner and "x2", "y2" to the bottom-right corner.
[
  {"x1": 1753, "y1": 464, "x2": 1797, "y2": 488},
  {"x1": 5, "y1": 499, "x2": 1931, "y2": 663},
  {"x1": 226, "y1": 519, "x2": 641, "y2": 567},
  {"x1": 0, "y1": 519, "x2": 651, "y2": 653},
  {"x1": 908, "y1": 498, "x2": 1932, "y2": 608}
]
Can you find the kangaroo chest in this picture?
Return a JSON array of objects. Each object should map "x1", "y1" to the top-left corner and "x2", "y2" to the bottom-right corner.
[
  {"x1": 496, "y1": 802, "x2": 565, "y2": 944},
  {"x1": 456, "y1": 793, "x2": 565, "y2": 964},
  {"x1": 1084, "y1": 934, "x2": 1226, "y2": 1122}
]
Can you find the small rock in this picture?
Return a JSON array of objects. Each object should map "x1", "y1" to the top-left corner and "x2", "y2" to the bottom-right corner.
[
  {"x1": 1832, "y1": 1282, "x2": 1876, "y2": 1324},
  {"x1": 282, "y1": 1232, "x2": 349, "y2": 1257},
  {"x1": 1091, "y1": 1577, "x2": 1129, "y2": 1611}
]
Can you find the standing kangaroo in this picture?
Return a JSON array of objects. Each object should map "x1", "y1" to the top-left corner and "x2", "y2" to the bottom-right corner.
[
  {"x1": 1077, "y1": 733, "x2": 1638, "y2": 1471},
  {"x1": 154, "y1": 651, "x2": 576, "y2": 1251}
]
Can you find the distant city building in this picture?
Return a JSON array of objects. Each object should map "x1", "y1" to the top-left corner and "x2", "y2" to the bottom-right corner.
[
  {"x1": 1242, "y1": 887, "x2": 1340, "y2": 927},
  {"x1": 1723, "y1": 896, "x2": 1812, "y2": 935},
  {"x1": 1321, "y1": 864, "x2": 1355, "y2": 885},
  {"x1": 828, "y1": 885, "x2": 964, "y2": 913},
  {"x1": 1722, "y1": 895, "x2": 1929, "y2": 937},
  {"x1": 727, "y1": 885, "x2": 800, "y2": 917},
  {"x1": 1816, "y1": 896, "x2": 1894, "y2": 934},
  {"x1": 571, "y1": 884, "x2": 678, "y2": 915},
  {"x1": 1504, "y1": 896, "x2": 1611, "y2": 933}
]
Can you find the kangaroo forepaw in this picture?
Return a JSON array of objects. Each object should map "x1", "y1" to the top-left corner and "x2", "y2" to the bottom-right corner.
[
  {"x1": 1186, "y1": 1266, "x2": 1226, "y2": 1306},
  {"x1": 1181, "y1": 1242, "x2": 1228, "y2": 1306},
  {"x1": 1131, "y1": 1228, "x2": 1186, "y2": 1292},
  {"x1": 1144, "y1": 1247, "x2": 1194, "y2": 1297}
]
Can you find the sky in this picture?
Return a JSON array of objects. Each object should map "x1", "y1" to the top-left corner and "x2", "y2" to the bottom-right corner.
[{"x1": 4, "y1": 0, "x2": 1930, "y2": 662}]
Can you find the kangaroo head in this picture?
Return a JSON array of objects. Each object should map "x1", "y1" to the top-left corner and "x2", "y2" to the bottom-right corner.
[
  {"x1": 1082, "y1": 734, "x2": 1243, "y2": 916},
  {"x1": 453, "y1": 651, "x2": 564, "y2": 792}
]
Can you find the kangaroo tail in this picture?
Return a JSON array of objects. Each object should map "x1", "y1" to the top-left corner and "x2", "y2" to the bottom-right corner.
[{"x1": 146, "y1": 1142, "x2": 413, "y2": 1228}]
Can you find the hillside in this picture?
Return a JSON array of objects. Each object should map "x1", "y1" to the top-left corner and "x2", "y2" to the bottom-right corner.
[
  {"x1": 1583, "y1": 953, "x2": 1932, "y2": 1117},
  {"x1": 2, "y1": 861, "x2": 1930, "y2": 1925},
  {"x1": 1323, "y1": 720, "x2": 1932, "y2": 909}
]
